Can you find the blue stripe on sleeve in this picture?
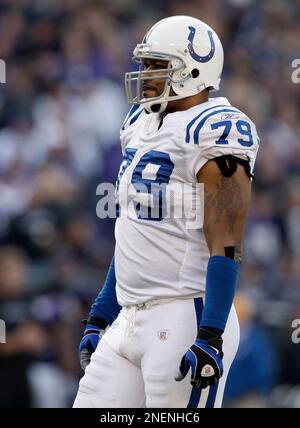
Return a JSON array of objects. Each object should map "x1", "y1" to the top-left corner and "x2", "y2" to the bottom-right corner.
[
  {"x1": 193, "y1": 108, "x2": 241, "y2": 145},
  {"x1": 121, "y1": 104, "x2": 140, "y2": 130},
  {"x1": 185, "y1": 104, "x2": 229, "y2": 143},
  {"x1": 129, "y1": 108, "x2": 143, "y2": 126}
]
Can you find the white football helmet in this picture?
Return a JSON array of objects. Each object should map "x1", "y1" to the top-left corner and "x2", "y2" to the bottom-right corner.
[{"x1": 125, "y1": 15, "x2": 224, "y2": 113}]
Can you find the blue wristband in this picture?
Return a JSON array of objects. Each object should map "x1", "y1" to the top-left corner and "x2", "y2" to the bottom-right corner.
[
  {"x1": 200, "y1": 255, "x2": 240, "y2": 331},
  {"x1": 89, "y1": 256, "x2": 121, "y2": 325}
]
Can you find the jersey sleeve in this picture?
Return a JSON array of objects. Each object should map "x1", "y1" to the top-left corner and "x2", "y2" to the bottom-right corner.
[{"x1": 185, "y1": 109, "x2": 260, "y2": 178}]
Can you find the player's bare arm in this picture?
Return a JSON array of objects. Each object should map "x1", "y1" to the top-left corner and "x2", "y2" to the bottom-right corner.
[
  {"x1": 197, "y1": 158, "x2": 251, "y2": 263},
  {"x1": 176, "y1": 158, "x2": 253, "y2": 389}
]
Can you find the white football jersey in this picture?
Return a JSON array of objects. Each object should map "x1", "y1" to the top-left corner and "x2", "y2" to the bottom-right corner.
[{"x1": 114, "y1": 97, "x2": 259, "y2": 305}]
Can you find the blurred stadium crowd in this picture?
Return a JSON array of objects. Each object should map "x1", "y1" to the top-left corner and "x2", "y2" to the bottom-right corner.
[{"x1": 0, "y1": 0, "x2": 299, "y2": 408}]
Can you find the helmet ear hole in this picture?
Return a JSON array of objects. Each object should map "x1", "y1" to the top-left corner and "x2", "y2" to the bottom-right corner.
[{"x1": 191, "y1": 68, "x2": 199, "y2": 78}]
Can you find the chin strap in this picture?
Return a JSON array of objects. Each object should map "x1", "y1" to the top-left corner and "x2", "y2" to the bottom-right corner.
[
  {"x1": 144, "y1": 84, "x2": 172, "y2": 114},
  {"x1": 146, "y1": 102, "x2": 168, "y2": 114}
]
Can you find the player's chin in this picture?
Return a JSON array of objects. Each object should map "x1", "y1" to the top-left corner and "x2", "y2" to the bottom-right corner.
[{"x1": 142, "y1": 88, "x2": 158, "y2": 98}]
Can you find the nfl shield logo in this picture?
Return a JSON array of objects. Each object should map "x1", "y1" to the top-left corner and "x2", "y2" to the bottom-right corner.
[
  {"x1": 157, "y1": 330, "x2": 170, "y2": 341},
  {"x1": 201, "y1": 364, "x2": 215, "y2": 377}
]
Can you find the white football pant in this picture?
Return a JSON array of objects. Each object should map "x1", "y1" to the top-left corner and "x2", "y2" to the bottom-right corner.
[{"x1": 73, "y1": 297, "x2": 239, "y2": 408}]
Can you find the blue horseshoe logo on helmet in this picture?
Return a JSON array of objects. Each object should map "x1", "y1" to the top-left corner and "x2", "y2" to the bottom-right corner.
[{"x1": 187, "y1": 26, "x2": 215, "y2": 63}]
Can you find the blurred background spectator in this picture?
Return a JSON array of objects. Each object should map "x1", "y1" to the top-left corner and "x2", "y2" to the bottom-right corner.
[
  {"x1": 0, "y1": 0, "x2": 299, "y2": 407},
  {"x1": 224, "y1": 292, "x2": 278, "y2": 407}
]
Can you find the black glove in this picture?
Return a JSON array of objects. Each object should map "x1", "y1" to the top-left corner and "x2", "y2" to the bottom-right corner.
[
  {"x1": 175, "y1": 327, "x2": 224, "y2": 388},
  {"x1": 79, "y1": 316, "x2": 108, "y2": 371}
]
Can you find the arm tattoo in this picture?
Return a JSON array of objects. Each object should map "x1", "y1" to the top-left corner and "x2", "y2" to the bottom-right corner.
[{"x1": 203, "y1": 174, "x2": 244, "y2": 237}]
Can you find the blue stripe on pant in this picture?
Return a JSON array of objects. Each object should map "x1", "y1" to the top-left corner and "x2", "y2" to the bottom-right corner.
[
  {"x1": 205, "y1": 382, "x2": 218, "y2": 408},
  {"x1": 186, "y1": 298, "x2": 219, "y2": 408},
  {"x1": 187, "y1": 385, "x2": 202, "y2": 408},
  {"x1": 187, "y1": 298, "x2": 203, "y2": 408}
]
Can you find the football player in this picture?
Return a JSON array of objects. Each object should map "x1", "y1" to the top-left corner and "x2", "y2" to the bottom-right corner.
[{"x1": 73, "y1": 15, "x2": 259, "y2": 408}]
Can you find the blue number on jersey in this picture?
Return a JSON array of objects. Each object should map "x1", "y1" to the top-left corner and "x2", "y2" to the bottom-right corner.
[
  {"x1": 212, "y1": 119, "x2": 254, "y2": 147},
  {"x1": 131, "y1": 150, "x2": 174, "y2": 221},
  {"x1": 116, "y1": 149, "x2": 174, "y2": 221},
  {"x1": 236, "y1": 120, "x2": 254, "y2": 147},
  {"x1": 211, "y1": 120, "x2": 232, "y2": 144},
  {"x1": 115, "y1": 148, "x2": 137, "y2": 217}
]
